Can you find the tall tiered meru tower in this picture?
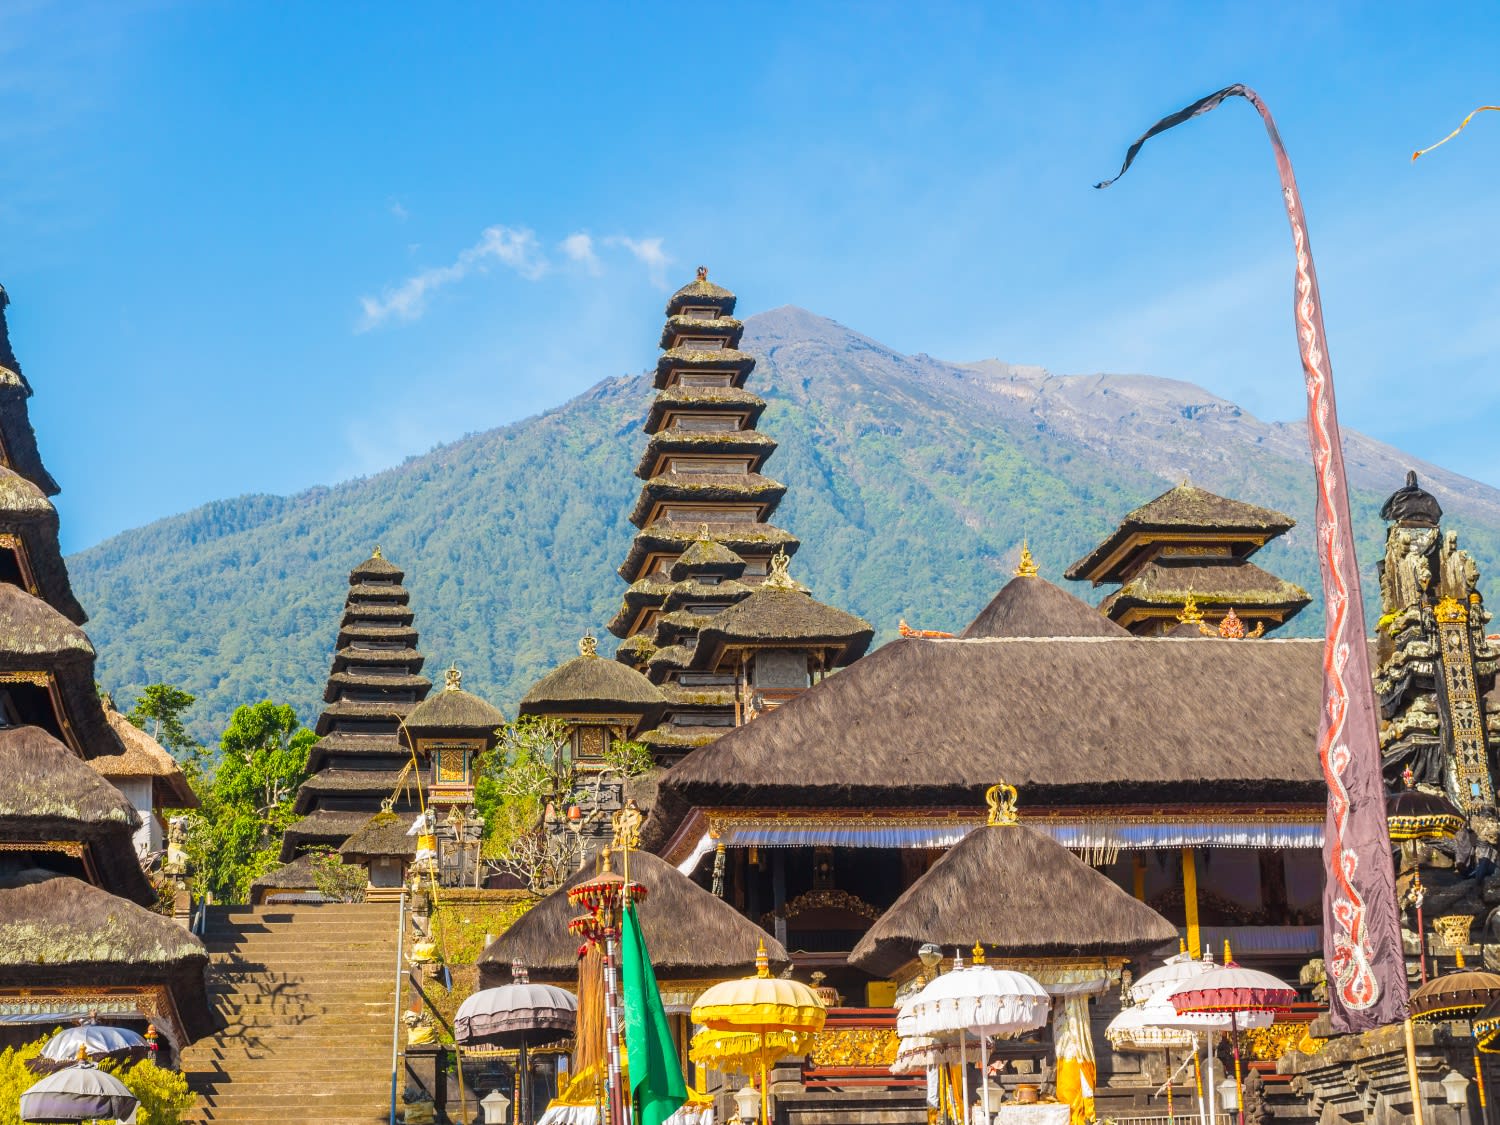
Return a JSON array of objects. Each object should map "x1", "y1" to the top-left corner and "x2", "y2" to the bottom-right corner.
[
  {"x1": 606, "y1": 270, "x2": 870, "y2": 763},
  {"x1": 261, "y1": 551, "x2": 432, "y2": 894}
]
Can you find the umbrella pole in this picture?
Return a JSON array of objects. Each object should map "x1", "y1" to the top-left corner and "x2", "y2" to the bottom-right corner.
[
  {"x1": 980, "y1": 1033, "x2": 993, "y2": 1124},
  {"x1": 760, "y1": 1030, "x2": 769, "y2": 1125},
  {"x1": 604, "y1": 934, "x2": 624, "y2": 1125},
  {"x1": 960, "y1": 1031, "x2": 970, "y2": 1125},
  {"x1": 1164, "y1": 1047, "x2": 1174, "y2": 1124},
  {"x1": 1193, "y1": 1039, "x2": 1205, "y2": 1125},
  {"x1": 1205, "y1": 1034, "x2": 1216, "y2": 1125},
  {"x1": 1475, "y1": 1047, "x2": 1488, "y2": 1124},
  {"x1": 1229, "y1": 1014, "x2": 1245, "y2": 1125},
  {"x1": 518, "y1": 1041, "x2": 529, "y2": 1125},
  {"x1": 1404, "y1": 1017, "x2": 1426, "y2": 1125}
]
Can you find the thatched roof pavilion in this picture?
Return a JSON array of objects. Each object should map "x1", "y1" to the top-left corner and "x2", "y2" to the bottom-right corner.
[
  {"x1": 93, "y1": 697, "x2": 199, "y2": 810},
  {"x1": 0, "y1": 870, "x2": 211, "y2": 1042},
  {"x1": 0, "y1": 724, "x2": 152, "y2": 904},
  {"x1": 849, "y1": 787, "x2": 1179, "y2": 977},
  {"x1": 479, "y1": 848, "x2": 788, "y2": 986}
]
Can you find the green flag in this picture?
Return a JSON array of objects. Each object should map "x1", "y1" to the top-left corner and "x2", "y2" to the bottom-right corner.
[{"x1": 621, "y1": 901, "x2": 688, "y2": 1125}]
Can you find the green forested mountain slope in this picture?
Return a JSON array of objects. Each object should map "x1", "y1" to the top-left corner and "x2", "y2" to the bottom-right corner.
[{"x1": 68, "y1": 306, "x2": 1500, "y2": 741}]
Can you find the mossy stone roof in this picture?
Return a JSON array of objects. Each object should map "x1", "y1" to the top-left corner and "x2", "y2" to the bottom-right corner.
[
  {"x1": 340, "y1": 810, "x2": 418, "y2": 860},
  {"x1": 665, "y1": 277, "x2": 737, "y2": 317}
]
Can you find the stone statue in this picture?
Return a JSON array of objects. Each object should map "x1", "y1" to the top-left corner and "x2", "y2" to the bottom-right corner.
[
  {"x1": 1242, "y1": 1068, "x2": 1269, "y2": 1125},
  {"x1": 163, "y1": 815, "x2": 189, "y2": 878}
]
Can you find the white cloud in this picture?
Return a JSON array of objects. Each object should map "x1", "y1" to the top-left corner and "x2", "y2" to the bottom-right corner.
[
  {"x1": 607, "y1": 236, "x2": 670, "y2": 284},
  {"x1": 388, "y1": 199, "x2": 409, "y2": 221},
  {"x1": 560, "y1": 231, "x2": 602, "y2": 275},
  {"x1": 358, "y1": 225, "x2": 547, "y2": 329}
]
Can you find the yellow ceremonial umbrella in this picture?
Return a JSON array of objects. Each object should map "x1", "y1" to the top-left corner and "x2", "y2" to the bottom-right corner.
[
  {"x1": 691, "y1": 941, "x2": 826, "y2": 1125},
  {"x1": 688, "y1": 1026, "x2": 817, "y2": 1079}
]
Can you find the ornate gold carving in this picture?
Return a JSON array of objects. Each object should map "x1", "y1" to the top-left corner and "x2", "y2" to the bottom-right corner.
[
  {"x1": 444, "y1": 664, "x2": 462, "y2": 691},
  {"x1": 1014, "y1": 542, "x2": 1039, "y2": 579},
  {"x1": 1219, "y1": 608, "x2": 1246, "y2": 639},
  {"x1": 806, "y1": 1027, "x2": 900, "y2": 1068},
  {"x1": 1176, "y1": 596, "x2": 1205, "y2": 627},
  {"x1": 579, "y1": 633, "x2": 599, "y2": 658},
  {"x1": 1435, "y1": 596, "x2": 1468, "y2": 624},
  {"x1": 1244, "y1": 1022, "x2": 1324, "y2": 1060},
  {"x1": 986, "y1": 781, "x2": 1019, "y2": 826},
  {"x1": 760, "y1": 888, "x2": 882, "y2": 928},
  {"x1": 972, "y1": 941, "x2": 986, "y2": 965},
  {"x1": 612, "y1": 800, "x2": 643, "y2": 851},
  {"x1": 372, "y1": 545, "x2": 383, "y2": 559},
  {"x1": 0, "y1": 840, "x2": 84, "y2": 858},
  {"x1": 0, "y1": 671, "x2": 49, "y2": 688}
]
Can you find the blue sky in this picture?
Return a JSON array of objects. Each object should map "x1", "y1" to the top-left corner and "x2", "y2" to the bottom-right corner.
[{"x1": 4, "y1": 2, "x2": 1500, "y2": 553}]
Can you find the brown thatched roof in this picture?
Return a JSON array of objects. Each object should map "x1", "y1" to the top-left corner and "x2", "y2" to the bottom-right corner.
[
  {"x1": 348, "y1": 582, "x2": 410, "y2": 603},
  {"x1": 0, "y1": 725, "x2": 151, "y2": 904},
  {"x1": 403, "y1": 672, "x2": 505, "y2": 736},
  {"x1": 0, "y1": 514, "x2": 87, "y2": 625},
  {"x1": 1100, "y1": 561, "x2": 1312, "y2": 618},
  {"x1": 0, "y1": 581, "x2": 92, "y2": 660},
  {"x1": 630, "y1": 474, "x2": 784, "y2": 527},
  {"x1": 520, "y1": 647, "x2": 665, "y2": 718},
  {"x1": 1067, "y1": 484, "x2": 1295, "y2": 583},
  {"x1": 645, "y1": 386, "x2": 765, "y2": 431},
  {"x1": 292, "y1": 767, "x2": 408, "y2": 813},
  {"x1": 279, "y1": 808, "x2": 373, "y2": 860},
  {"x1": 315, "y1": 698, "x2": 419, "y2": 734},
  {"x1": 306, "y1": 731, "x2": 405, "y2": 773},
  {"x1": 645, "y1": 635, "x2": 1326, "y2": 841},
  {"x1": 93, "y1": 699, "x2": 199, "y2": 809},
  {"x1": 478, "y1": 848, "x2": 787, "y2": 985},
  {"x1": 0, "y1": 870, "x2": 211, "y2": 1038},
  {"x1": 693, "y1": 588, "x2": 873, "y2": 668},
  {"x1": 658, "y1": 313, "x2": 744, "y2": 351},
  {"x1": 960, "y1": 576, "x2": 1127, "y2": 639},
  {"x1": 350, "y1": 552, "x2": 404, "y2": 582},
  {"x1": 671, "y1": 539, "x2": 747, "y2": 579},
  {"x1": 251, "y1": 852, "x2": 321, "y2": 896},
  {"x1": 666, "y1": 275, "x2": 737, "y2": 318},
  {"x1": 340, "y1": 810, "x2": 418, "y2": 860},
  {"x1": 636, "y1": 431, "x2": 775, "y2": 478},
  {"x1": 0, "y1": 290, "x2": 61, "y2": 495},
  {"x1": 323, "y1": 669, "x2": 431, "y2": 703},
  {"x1": 849, "y1": 819, "x2": 1179, "y2": 976},
  {"x1": 620, "y1": 522, "x2": 796, "y2": 583}
]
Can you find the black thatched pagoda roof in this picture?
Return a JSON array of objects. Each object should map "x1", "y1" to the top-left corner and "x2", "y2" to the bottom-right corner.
[
  {"x1": 961, "y1": 574, "x2": 1127, "y2": 639},
  {"x1": 645, "y1": 635, "x2": 1326, "y2": 844},
  {"x1": 0, "y1": 871, "x2": 212, "y2": 1039},
  {"x1": 1067, "y1": 483, "x2": 1295, "y2": 584},
  {"x1": 520, "y1": 641, "x2": 665, "y2": 718},
  {"x1": 850, "y1": 810, "x2": 1178, "y2": 976},
  {"x1": 657, "y1": 313, "x2": 744, "y2": 351},
  {"x1": 403, "y1": 667, "x2": 504, "y2": 737},
  {"x1": 340, "y1": 810, "x2": 417, "y2": 860},
  {"x1": 478, "y1": 848, "x2": 787, "y2": 985},
  {"x1": 666, "y1": 273, "x2": 737, "y2": 317},
  {"x1": 692, "y1": 586, "x2": 873, "y2": 668},
  {"x1": 0, "y1": 724, "x2": 152, "y2": 904},
  {"x1": 0, "y1": 288, "x2": 60, "y2": 496},
  {"x1": 1099, "y1": 560, "x2": 1311, "y2": 621}
]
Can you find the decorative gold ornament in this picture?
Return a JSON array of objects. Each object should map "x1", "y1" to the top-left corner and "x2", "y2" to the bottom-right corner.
[
  {"x1": 1176, "y1": 595, "x2": 1205, "y2": 627},
  {"x1": 1434, "y1": 914, "x2": 1474, "y2": 954},
  {"x1": 972, "y1": 942, "x2": 987, "y2": 965},
  {"x1": 444, "y1": 665, "x2": 462, "y2": 691},
  {"x1": 372, "y1": 545, "x2": 383, "y2": 559},
  {"x1": 806, "y1": 1026, "x2": 899, "y2": 1068},
  {"x1": 1219, "y1": 608, "x2": 1246, "y2": 639},
  {"x1": 1435, "y1": 596, "x2": 1469, "y2": 624},
  {"x1": 579, "y1": 633, "x2": 599, "y2": 658},
  {"x1": 611, "y1": 800, "x2": 643, "y2": 851},
  {"x1": 1014, "y1": 541, "x2": 1039, "y2": 579},
  {"x1": 986, "y1": 781, "x2": 1019, "y2": 827}
]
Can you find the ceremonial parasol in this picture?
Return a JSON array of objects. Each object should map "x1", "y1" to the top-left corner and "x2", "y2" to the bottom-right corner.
[
  {"x1": 31, "y1": 1024, "x2": 148, "y2": 1074},
  {"x1": 1408, "y1": 965, "x2": 1500, "y2": 1113},
  {"x1": 689, "y1": 1026, "x2": 816, "y2": 1079},
  {"x1": 455, "y1": 969, "x2": 578, "y2": 1125},
  {"x1": 1170, "y1": 944, "x2": 1295, "y2": 1125},
  {"x1": 692, "y1": 941, "x2": 827, "y2": 1125},
  {"x1": 19, "y1": 1051, "x2": 139, "y2": 1123},
  {"x1": 908, "y1": 947, "x2": 1050, "y2": 1120}
]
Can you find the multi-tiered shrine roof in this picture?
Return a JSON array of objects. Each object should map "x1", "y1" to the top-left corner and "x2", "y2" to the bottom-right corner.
[
  {"x1": 277, "y1": 549, "x2": 432, "y2": 864},
  {"x1": 0, "y1": 284, "x2": 209, "y2": 1052},
  {"x1": 1067, "y1": 483, "x2": 1310, "y2": 635}
]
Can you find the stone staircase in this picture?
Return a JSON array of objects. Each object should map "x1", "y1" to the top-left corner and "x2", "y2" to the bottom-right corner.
[{"x1": 181, "y1": 902, "x2": 402, "y2": 1125}]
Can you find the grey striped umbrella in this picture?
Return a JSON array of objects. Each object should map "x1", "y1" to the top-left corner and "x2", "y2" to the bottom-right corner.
[{"x1": 19, "y1": 1061, "x2": 138, "y2": 1122}]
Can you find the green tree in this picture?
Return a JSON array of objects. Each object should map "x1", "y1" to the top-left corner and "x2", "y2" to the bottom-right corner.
[
  {"x1": 190, "y1": 700, "x2": 315, "y2": 903},
  {"x1": 127, "y1": 683, "x2": 210, "y2": 783}
]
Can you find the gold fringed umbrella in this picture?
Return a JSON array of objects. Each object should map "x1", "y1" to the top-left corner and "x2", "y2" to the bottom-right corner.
[
  {"x1": 691, "y1": 941, "x2": 826, "y2": 1125},
  {"x1": 688, "y1": 1026, "x2": 816, "y2": 1079}
]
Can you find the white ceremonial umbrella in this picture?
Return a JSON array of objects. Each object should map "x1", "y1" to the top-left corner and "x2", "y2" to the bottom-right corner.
[
  {"x1": 38, "y1": 1025, "x2": 147, "y2": 1068},
  {"x1": 910, "y1": 952, "x2": 1051, "y2": 1121}
]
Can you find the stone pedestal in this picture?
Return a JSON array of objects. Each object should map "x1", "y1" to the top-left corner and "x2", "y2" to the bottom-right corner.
[{"x1": 1277, "y1": 1021, "x2": 1478, "y2": 1125}]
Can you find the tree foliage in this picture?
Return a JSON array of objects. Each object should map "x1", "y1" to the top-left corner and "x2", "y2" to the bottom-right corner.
[
  {"x1": 0, "y1": 1037, "x2": 194, "y2": 1125},
  {"x1": 185, "y1": 700, "x2": 315, "y2": 903},
  {"x1": 127, "y1": 683, "x2": 210, "y2": 783}
]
